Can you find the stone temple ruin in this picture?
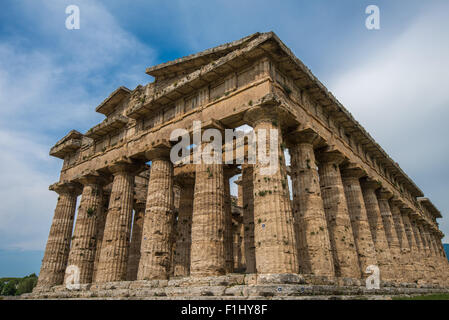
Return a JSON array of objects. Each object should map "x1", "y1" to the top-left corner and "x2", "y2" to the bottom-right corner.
[{"x1": 29, "y1": 32, "x2": 449, "y2": 299}]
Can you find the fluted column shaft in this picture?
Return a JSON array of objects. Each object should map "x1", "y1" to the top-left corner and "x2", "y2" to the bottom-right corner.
[
  {"x1": 361, "y1": 180, "x2": 395, "y2": 281},
  {"x1": 126, "y1": 203, "x2": 145, "y2": 281},
  {"x1": 341, "y1": 168, "x2": 377, "y2": 279},
  {"x1": 138, "y1": 158, "x2": 174, "y2": 280},
  {"x1": 401, "y1": 211, "x2": 425, "y2": 282},
  {"x1": 411, "y1": 218, "x2": 433, "y2": 283},
  {"x1": 173, "y1": 183, "x2": 194, "y2": 277},
  {"x1": 241, "y1": 165, "x2": 256, "y2": 273},
  {"x1": 377, "y1": 192, "x2": 403, "y2": 280},
  {"x1": 37, "y1": 184, "x2": 79, "y2": 288},
  {"x1": 92, "y1": 193, "x2": 109, "y2": 282},
  {"x1": 290, "y1": 140, "x2": 334, "y2": 277},
  {"x1": 390, "y1": 201, "x2": 416, "y2": 282},
  {"x1": 190, "y1": 163, "x2": 227, "y2": 276},
  {"x1": 224, "y1": 170, "x2": 234, "y2": 273},
  {"x1": 96, "y1": 166, "x2": 135, "y2": 283},
  {"x1": 251, "y1": 119, "x2": 298, "y2": 274},
  {"x1": 317, "y1": 152, "x2": 359, "y2": 278},
  {"x1": 65, "y1": 177, "x2": 104, "y2": 284}
]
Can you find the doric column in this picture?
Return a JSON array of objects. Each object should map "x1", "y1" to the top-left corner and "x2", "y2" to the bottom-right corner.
[
  {"x1": 360, "y1": 178, "x2": 395, "y2": 282},
  {"x1": 223, "y1": 167, "x2": 234, "y2": 273},
  {"x1": 92, "y1": 190, "x2": 110, "y2": 282},
  {"x1": 340, "y1": 164, "x2": 377, "y2": 279},
  {"x1": 37, "y1": 182, "x2": 80, "y2": 288},
  {"x1": 376, "y1": 189, "x2": 403, "y2": 280},
  {"x1": 65, "y1": 173, "x2": 105, "y2": 284},
  {"x1": 138, "y1": 143, "x2": 175, "y2": 280},
  {"x1": 390, "y1": 198, "x2": 417, "y2": 283},
  {"x1": 316, "y1": 150, "x2": 359, "y2": 279},
  {"x1": 289, "y1": 130, "x2": 334, "y2": 277},
  {"x1": 410, "y1": 217, "x2": 433, "y2": 284},
  {"x1": 95, "y1": 162, "x2": 137, "y2": 283},
  {"x1": 400, "y1": 208, "x2": 425, "y2": 282},
  {"x1": 126, "y1": 202, "x2": 145, "y2": 281},
  {"x1": 190, "y1": 161, "x2": 227, "y2": 276},
  {"x1": 244, "y1": 108, "x2": 299, "y2": 274},
  {"x1": 422, "y1": 223, "x2": 442, "y2": 284},
  {"x1": 241, "y1": 164, "x2": 256, "y2": 273},
  {"x1": 173, "y1": 181, "x2": 194, "y2": 277}
]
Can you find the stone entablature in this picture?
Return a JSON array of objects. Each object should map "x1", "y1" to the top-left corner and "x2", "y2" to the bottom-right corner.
[{"x1": 36, "y1": 32, "x2": 448, "y2": 295}]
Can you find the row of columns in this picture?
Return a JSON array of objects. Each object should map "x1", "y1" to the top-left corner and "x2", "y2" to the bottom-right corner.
[{"x1": 37, "y1": 112, "x2": 448, "y2": 288}]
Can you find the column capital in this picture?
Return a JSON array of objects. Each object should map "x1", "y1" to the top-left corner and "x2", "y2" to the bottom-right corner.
[
  {"x1": 390, "y1": 196, "x2": 405, "y2": 208},
  {"x1": 376, "y1": 188, "x2": 394, "y2": 200},
  {"x1": 286, "y1": 127, "x2": 324, "y2": 147},
  {"x1": 73, "y1": 171, "x2": 108, "y2": 186},
  {"x1": 243, "y1": 95, "x2": 294, "y2": 128},
  {"x1": 108, "y1": 157, "x2": 143, "y2": 175},
  {"x1": 145, "y1": 140, "x2": 172, "y2": 161},
  {"x1": 340, "y1": 163, "x2": 367, "y2": 179},
  {"x1": 315, "y1": 148, "x2": 346, "y2": 165},
  {"x1": 49, "y1": 181, "x2": 82, "y2": 196},
  {"x1": 360, "y1": 177, "x2": 381, "y2": 191}
]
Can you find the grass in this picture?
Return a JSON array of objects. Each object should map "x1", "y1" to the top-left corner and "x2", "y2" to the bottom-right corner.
[{"x1": 392, "y1": 293, "x2": 449, "y2": 300}]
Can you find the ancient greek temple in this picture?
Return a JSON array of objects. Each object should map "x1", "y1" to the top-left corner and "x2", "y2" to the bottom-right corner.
[{"x1": 32, "y1": 32, "x2": 449, "y2": 299}]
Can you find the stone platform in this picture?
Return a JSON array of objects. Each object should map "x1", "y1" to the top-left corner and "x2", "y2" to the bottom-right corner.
[{"x1": 24, "y1": 274, "x2": 449, "y2": 300}]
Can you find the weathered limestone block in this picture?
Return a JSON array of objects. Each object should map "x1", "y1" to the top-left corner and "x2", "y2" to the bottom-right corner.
[
  {"x1": 37, "y1": 182, "x2": 80, "y2": 288},
  {"x1": 341, "y1": 165, "x2": 377, "y2": 279},
  {"x1": 190, "y1": 163, "x2": 227, "y2": 276},
  {"x1": 389, "y1": 199, "x2": 417, "y2": 283},
  {"x1": 173, "y1": 183, "x2": 194, "y2": 277},
  {"x1": 245, "y1": 108, "x2": 299, "y2": 274},
  {"x1": 400, "y1": 209, "x2": 426, "y2": 282},
  {"x1": 241, "y1": 165, "x2": 256, "y2": 273},
  {"x1": 126, "y1": 202, "x2": 145, "y2": 281},
  {"x1": 138, "y1": 151, "x2": 175, "y2": 280},
  {"x1": 289, "y1": 131, "x2": 334, "y2": 277},
  {"x1": 316, "y1": 151, "x2": 360, "y2": 279},
  {"x1": 360, "y1": 178, "x2": 395, "y2": 282},
  {"x1": 96, "y1": 163, "x2": 136, "y2": 282},
  {"x1": 65, "y1": 174, "x2": 105, "y2": 284},
  {"x1": 376, "y1": 190, "x2": 403, "y2": 280}
]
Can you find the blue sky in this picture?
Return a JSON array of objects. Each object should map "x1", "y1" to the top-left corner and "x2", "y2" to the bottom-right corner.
[{"x1": 0, "y1": 0, "x2": 448, "y2": 277}]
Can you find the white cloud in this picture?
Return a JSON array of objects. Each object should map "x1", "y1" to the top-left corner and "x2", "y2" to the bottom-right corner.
[
  {"x1": 328, "y1": 5, "x2": 449, "y2": 241},
  {"x1": 0, "y1": 0, "x2": 155, "y2": 250}
]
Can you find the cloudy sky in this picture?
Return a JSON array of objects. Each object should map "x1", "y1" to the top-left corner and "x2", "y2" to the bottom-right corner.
[{"x1": 0, "y1": 0, "x2": 448, "y2": 277}]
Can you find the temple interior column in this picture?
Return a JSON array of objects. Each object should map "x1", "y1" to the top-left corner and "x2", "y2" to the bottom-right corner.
[
  {"x1": 316, "y1": 150, "x2": 360, "y2": 279},
  {"x1": 289, "y1": 130, "x2": 334, "y2": 277},
  {"x1": 37, "y1": 182, "x2": 80, "y2": 288},
  {"x1": 360, "y1": 178, "x2": 395, "y2": 282},
  {"x1": 65, "y1": 173, "x2": 105, "y2": 284},
  {"x1": 126, "y1": 202, "x2": 145, "y2": 281},
  {"x1": 340, "y1": 164, "x2": 377, "y2": 279},
  {"x1": 223, "y1": 167, "x2": 234, "y2": 273},
  {"x1": 173, "y1": 180, "x2": 194, "y2": 277},
  {"x1": 241, "y1": 164, "x2": 256, "y2": 273},
  {"x1": 138, "y1": 144, "x2": 175, "y2": 280},
  {"x1": 92, "y1": 190, "x2": 110, "y2": 282}
]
